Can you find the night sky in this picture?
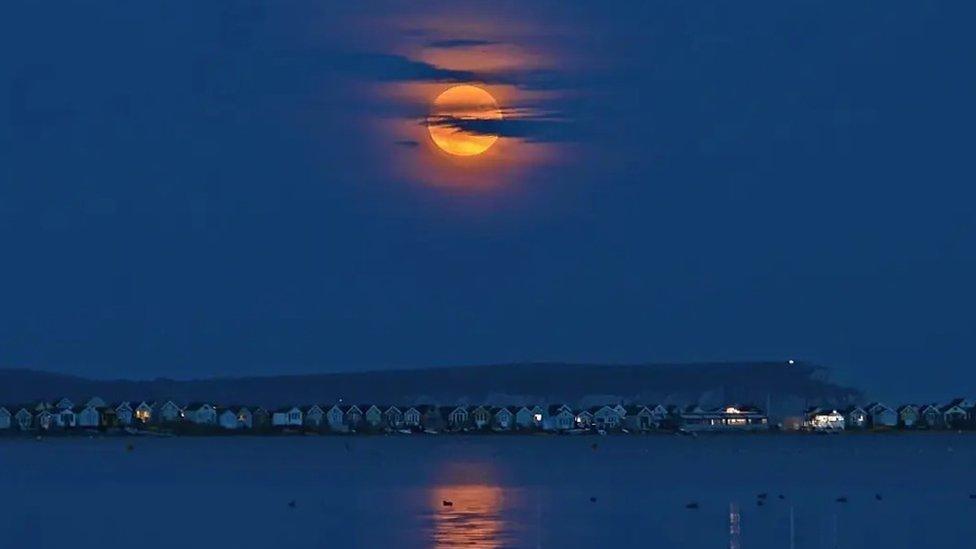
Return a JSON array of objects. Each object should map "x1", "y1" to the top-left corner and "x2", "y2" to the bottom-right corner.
[{"x1": 2, "y1": 1, "x2": 973, "y2": 400}]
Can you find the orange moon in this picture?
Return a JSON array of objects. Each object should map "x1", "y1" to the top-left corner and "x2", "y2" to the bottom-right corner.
[{"x1": 427, "y1": 85, "x2": 502, "y2": 156}]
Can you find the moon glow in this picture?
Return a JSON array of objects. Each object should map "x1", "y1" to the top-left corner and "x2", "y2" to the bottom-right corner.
[{"x1": 427, "y1": 85, "x2": 503, "y2": 156}]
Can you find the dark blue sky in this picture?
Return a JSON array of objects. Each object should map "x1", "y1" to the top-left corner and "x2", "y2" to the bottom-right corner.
[{"x1": 2, "y1": 1, "x2": 973, "y2": 400}]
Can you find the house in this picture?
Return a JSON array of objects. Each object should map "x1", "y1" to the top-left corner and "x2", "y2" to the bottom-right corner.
[
  {"x1": 919, "y1": 404, "x2": 943, "y2": 428},
  {"x1": 133, "y1": 401, "x2": 153, "y2": 424},
  {"x1": 383, "y1": 406, "x2": 403, "y2": 429},
  {"x1": 546, "y1": 405, "x2": 576, "y2": 431},
  {"x1": 402, "y1": 407, "x2": 421, "y2": 428},
  {"x1": 54, "y1": 397, "x2": 74, "y2": 411},
  {"x1": 0, "y1": 407, "x2": 10, "y2": 430},
  {"x1": 184, "y1": 403, "x2": 217, "y2": 425},
  {"x1": 575, "y1": 409, "x2": 594, "y2": 429},
  {"x1": 897, "y1": 405, "x2": 919, "y2": 428},
  {"x1": 492, "y1": 407, "x2": 513, "y2": 430},
  {"x1": 217, "y1": 406, "x2": 252, "y2": 430},
  {"x1": 941, "y1": 400, "x2": 970, "y2": 429},
  {"x1": 680, "y1": 405, "x2": 768, "y2": 432},
  {"x1": 470, "y1": 406, "x2": 492, "y2": 429},
  {"x1": 514, "y1": 407, "x2": 535, "y2": 430},
  {"x1": 804, "y1": 408, "x2": 845, "y2": 431},
  {"x1": 155, "y1": 401, "x2": 182, "y2": 423},
  {"x1": 591, "y1": 405, "x2": 622, "y2": 430},
  {"x1": 530, "y1": 406, "x2": 546, "y2": 428},
  {"x1": 252, "y1": 407, "x2": 270, "y2": 429},
  {"x1": 645, "y1": 404, "x2": 669, "y2": 427},
  {"x1": 326, "y1": 405, "x2": 346, "y2": 431},
  {"x1": 218, "y1": 408, "x2": 241, "y2": 429},
  {"x1": 623, "y1": 405, "x2": 656, "y2": 432},
  {"x1": 37, "y1": 410, "x2": 56, "y2": 430},
  {"x1": 53, "y1": 407, "x2": 76, "y2": 429},
  {"x1": 235, "y1": 407, "x2": 253, "y2": 429},
  {"x1": 444, "y1": 406, "x2": 469, "y2": 430},
  {"x1": 363, "y1": 405, "x2": 383, "y2": 429},
  {"x1": 418, "y1": 405, "x2": 444, "y2": 430},
  {"x1": 272, "y1": 406, "x2": 303, "y2": 427},
  {"x1": 303, "y1": 405, "x2": 325, "y2": 428},
  {"x1": 85, "y1": 396, "x2": 107, "y2": 409},
  {"x1": 14, "y1": 408, "x2": 32, "y2": 430},
  {"x1": 344, "y1": 405, "x2": 364, "y2": 429},
  {"x1": 76, "y1": 405, "x2": 100, "y2": 428},
  {"x1": 114, "y1": 402, "x2": 134, "y2": 426},
  {"x1": 843, "y1": 406, "x2": 868, "y2": 429},
  {"x1": 865, "y1": 403, "x2": 897, "y2": 428},
  {"x1": 612, "y1": 404, "x2": 628, "y2": 420}
]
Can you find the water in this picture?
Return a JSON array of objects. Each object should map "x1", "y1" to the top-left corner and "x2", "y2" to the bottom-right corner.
[{"x1": 2, "y1": 433, "x2": 975, "y2": 548}]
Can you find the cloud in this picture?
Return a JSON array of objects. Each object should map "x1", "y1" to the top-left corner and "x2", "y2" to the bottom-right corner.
[
  {"x1": 426, "y1": 39, "x2": 501, "y2": 49},
  {"x1": 426, "y1": 114, "x2": 576, "y2": 143},
  {"x1": 330, "y1": 53, "x2": 477, "y2": 83}
]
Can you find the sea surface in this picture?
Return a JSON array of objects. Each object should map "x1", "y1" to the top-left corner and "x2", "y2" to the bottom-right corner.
[{"x1": 2, "y1": 433, "x2": 975, "y2": 548}]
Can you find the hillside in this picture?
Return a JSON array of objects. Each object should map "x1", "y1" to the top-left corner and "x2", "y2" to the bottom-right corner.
[{"x1": 0, "y1": 361, "x2": 859, "y2": 418}]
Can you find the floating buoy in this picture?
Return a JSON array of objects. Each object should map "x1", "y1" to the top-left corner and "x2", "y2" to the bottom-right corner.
[
  {"x1": 685, "y1": 502, "x2": 699, "y2": 510},
  {"x1": 288, "y1": 500, "x2": 296, "y2": 508},
  {"x1": 875, "y1": 494, "x2": 883, "y2": 501},
  {"x1": 757, "y1": 493, "x2": 768, "y2": 500},
  {"x1": 589, "y1": 496, "x2": 597, "y2": 503},
  {"x1": 126, "y1": 444, "x2": 134, "y2": 452},
  {"x1": 778, "y1": 494, "x2": 786, "y2": 500},
  {"x1": 836, "y1": 497, "x2": 848, "y2": 503}
]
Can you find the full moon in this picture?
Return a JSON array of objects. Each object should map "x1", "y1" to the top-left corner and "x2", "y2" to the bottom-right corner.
[{"x1": 427, "y1": 85, "x2": 503, "y2": 156}]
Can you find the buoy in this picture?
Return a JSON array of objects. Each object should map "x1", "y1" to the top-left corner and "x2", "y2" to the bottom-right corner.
[
  {"x1": 126, "y1": 444, "x2": 134, "y2": 452},
  {"x1": 442, "y1": 500, "x2": 453, "y2": 507},
  {"x1": 757, "y1": 493, "x2": 768, "y2": 500},
  {"x1": 875, "y1": 494, "x2": 882, "y2": 501},
  {"x1": 836, "y1": 497, "x2": 848, "y2": 503},
  {"x1": 685, "y1": 502, "x2": 699, "y2": 510},
  {"x1": 778, "y1": 494, "x2": 785, "y2": 500},
  {"x1": 288, "y1": 500, "x2": 296, "y2": 508},
  {"x1": 589, "y1": 497, "x2": 597, "y2": 503}
]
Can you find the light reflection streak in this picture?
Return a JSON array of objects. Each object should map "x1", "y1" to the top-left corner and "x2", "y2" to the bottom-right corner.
[{"x1": 430, "y1": 484, "x2": 509, "y2": 549}]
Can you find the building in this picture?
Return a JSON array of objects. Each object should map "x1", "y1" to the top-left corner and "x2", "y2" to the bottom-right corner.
[
  {"x1": 919, "y1": 404, "x2": 943, "y2": 428},
  {"x1": 183, "y1": 403, "x2": 217, "y2": 425},
  {"x1": 363, "y1": 405, "x2": 383, "y2": 429},
  {"x1": 470, "y1": 406, "x2": 492, "y2": 430},
  {"x1": 843, "y1": 406, "x2": 868, "y2": 429},
  {"x1": 76, "y1": 405, "x2": 100, "y2": 428},
  {"x1": 591, "y1": 405, "x2": 622, "y2": 431},
  {"x1": 546, "y1": 405, "x2": 575, "y2": 431},
  {"x1": 303, "y1": 405, "x2": 325, "y2": 428},
  {"x1": 941, "y1": 400, "x2": 970, "y2": 429},
  {"x1": 383, "y1": 406, "x2": 403, "y2": 429},
  {"x1": 897, "y1": 405, "x2": 919, "y2": 428},
  {"x1": 444, "y1": 406, "x2": 468, "y2": 430},
  {"x1": 403, "y1": 407, "x2": 421, "y2": 429},
  {"x1": 272, "y1": 406, "x2": 303, "y2": 428},
  {"x1": 865, "y1": 403, "x2": 897, "y2": 428},
  {"x1": 680, "y1": 405, "x2": 768, "y2": 432},
  {"x1": 804, "y1": 408, "x2": 845, "y2": 431},
  {"x1": 492, "y1": 407, "x2": 513, "y2": 430},
  {"x1": 0, "y1": 407, "x2": 11, "y2": 430}
]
